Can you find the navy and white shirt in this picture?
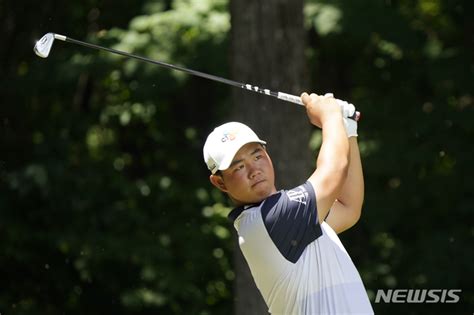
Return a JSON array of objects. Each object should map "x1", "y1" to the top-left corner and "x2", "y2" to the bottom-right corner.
[{"x1": 228, "y1": 181, "x2": 374, "y2": 315}]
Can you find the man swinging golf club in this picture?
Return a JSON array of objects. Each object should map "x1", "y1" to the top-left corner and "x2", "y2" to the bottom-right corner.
[
  {"x1": 34, "y1": 31, "x2": 372, "y2": 314},
  {"x1": 203, "y1": 93, "x2": 374, "y2": 314}
]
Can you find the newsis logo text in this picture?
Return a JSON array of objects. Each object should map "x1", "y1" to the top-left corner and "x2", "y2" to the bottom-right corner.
[{"x1": 375, "y1": 289, "x2": 461, "y2": 304}]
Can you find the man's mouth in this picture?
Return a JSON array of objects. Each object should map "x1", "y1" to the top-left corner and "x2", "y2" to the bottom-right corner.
[{"x1": 251, "y1": 179, "x2": 266, "y2": 188}]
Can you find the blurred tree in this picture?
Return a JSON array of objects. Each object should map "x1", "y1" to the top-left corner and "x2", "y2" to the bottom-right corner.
[
  {"x1": 229, "y1": 0, "x2": 310, "y2": 314},
  {"x1": 1, "y1": 0, "x2": 235, "y2": 314}
]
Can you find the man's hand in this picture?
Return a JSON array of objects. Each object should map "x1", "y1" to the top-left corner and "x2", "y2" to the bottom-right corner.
[
  {"x1": 301, "y1": 92, "x2": 342, "y2": 128},
  {"x1": 337, "y1": 99, "x2": 358, "y2": 138},
  {"x1": 302, "y1": 92, "x2": 358, "y2": 137}
]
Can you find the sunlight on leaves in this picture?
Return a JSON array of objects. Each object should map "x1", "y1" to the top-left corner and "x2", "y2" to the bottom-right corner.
[
  {"x1": 418, "y1": 0, "x2": 441, "y2": 17},
  {"x1": 86, "y1": 126, "x2": 115, "y2": 152},
  {"x1": 202, "y1": 203, "x2": 231, "y2": 218},
  {"x1": 304, "y1": 3, "x2": 342, "y2": 35}
]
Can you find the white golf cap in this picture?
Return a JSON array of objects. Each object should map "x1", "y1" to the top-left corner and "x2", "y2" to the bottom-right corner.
[{"x1": 203, "y1": 122, "x2": 266, "y2": 174}]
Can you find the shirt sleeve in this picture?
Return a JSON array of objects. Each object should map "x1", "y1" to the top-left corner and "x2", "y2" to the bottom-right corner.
[{"x1": 260, "y1": 181, "x2": 322, "y2": 263}]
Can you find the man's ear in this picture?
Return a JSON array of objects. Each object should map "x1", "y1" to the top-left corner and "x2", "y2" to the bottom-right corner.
[{"x1": 209, "y1": 174, "x2": 228, "y2": 193}]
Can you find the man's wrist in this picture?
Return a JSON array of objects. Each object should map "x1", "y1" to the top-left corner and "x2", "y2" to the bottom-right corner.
[{"x1": 320, "y1": 111, "x2": 343, "y2": 126}]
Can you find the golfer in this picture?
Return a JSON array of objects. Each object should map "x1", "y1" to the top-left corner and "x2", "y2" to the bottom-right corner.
[{"x1": 203, "y1": 92, "x2": 374, "y2": 314}]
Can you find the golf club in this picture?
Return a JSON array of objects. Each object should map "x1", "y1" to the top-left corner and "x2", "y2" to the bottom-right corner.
[{"x1": 34, "y1": 32, "x2": 360, "y2": 121}]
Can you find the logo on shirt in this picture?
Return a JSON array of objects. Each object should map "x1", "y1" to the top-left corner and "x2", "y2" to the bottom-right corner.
[{"x1": 287, "y1": 189, "x2": 308, "y2": 205}]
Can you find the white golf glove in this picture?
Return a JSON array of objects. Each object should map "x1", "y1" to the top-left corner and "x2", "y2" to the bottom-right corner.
[{"x1": 324, "y1": 93, "x2": 358, "y2": 138}]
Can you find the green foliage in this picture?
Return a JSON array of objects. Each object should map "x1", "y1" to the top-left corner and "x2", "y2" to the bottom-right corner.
[
  {"x1": 305, "y1": 0, "x2": 473, "y2": 313},
  {"x1": 2, "y1": 0, "x2": 232, "y2": 314},
  {"x1": 1, "y1": 0, "x2": 472, "y2": 314}
]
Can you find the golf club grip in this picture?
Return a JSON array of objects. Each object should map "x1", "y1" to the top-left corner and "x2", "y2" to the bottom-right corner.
[{"x1": 277, "y1": 92, "x2": 361, "y2": 122}]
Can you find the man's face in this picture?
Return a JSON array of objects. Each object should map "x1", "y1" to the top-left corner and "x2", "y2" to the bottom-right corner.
[{"x1": 210, "y1": 142, "x2": 276, "y2": 205}]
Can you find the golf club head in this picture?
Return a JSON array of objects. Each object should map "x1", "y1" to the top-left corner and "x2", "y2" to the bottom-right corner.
[{"x1": 34, "y1": 33, "x2": 55, "y2": 58}]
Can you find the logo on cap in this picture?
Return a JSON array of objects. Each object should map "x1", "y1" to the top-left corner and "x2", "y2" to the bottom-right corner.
[{"x1": 221, "y1": 131, "x2": 238, "y2": 142}]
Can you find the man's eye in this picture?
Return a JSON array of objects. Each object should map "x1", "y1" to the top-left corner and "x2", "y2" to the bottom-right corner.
[
  {"x1": 234, "y1": 165, "x2": 244, "y2": 172},
  {"x1": 255, "y1": 155, "x2": 262, "y2": 160}
]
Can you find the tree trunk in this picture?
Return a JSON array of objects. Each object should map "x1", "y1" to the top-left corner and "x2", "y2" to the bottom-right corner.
[{"x1": 229, "y1": 0, "x2": 310, "y2": 314}]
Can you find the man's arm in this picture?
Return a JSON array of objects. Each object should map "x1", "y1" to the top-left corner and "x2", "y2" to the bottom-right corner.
[
  {"x1": 301, "y1": 93, "x2": 350, "y2": 224},
  {"x1": 325, "y1": 137, "x2": 364, "y2": 233}
]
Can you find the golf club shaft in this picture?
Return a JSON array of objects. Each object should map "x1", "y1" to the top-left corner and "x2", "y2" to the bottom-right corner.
[{"x1": 52, "y1": 34, "x2": 360, "y2": 121}]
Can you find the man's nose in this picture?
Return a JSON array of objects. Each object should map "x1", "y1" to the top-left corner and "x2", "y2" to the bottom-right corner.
[{"x1": 249, "y1": 164, "x2": 261, "y2": 179}]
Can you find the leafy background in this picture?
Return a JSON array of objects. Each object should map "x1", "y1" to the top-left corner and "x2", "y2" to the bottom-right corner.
[{"x1": 1, "y1": 0, "x2": 472, "y2": 314}]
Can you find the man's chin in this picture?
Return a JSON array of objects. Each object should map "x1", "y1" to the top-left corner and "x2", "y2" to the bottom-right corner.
[
  {"x1": 253, "y1": 183, "x2": 276, "y2": 199},
  {"x1": 233, "y1": 184, "x2": 276, "y2": 206}
]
